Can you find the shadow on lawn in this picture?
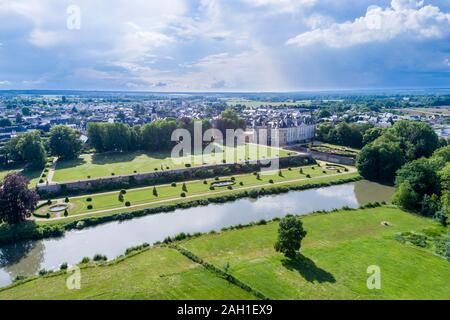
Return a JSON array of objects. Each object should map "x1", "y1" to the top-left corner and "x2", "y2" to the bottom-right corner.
[{"x1": 282, "y1": 253, "x2": 336, "y2": 283}]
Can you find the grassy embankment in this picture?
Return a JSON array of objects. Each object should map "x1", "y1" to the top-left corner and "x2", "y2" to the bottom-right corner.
[
  {"x1": 52, "y1": 144, "x2": 292, "y2": 182},
  {"x1": 37, "y1": 163, "x2": 357, "y2": 219},
  {"x1": 1, "y1": 206, "x2": 448, "y2": 300}
]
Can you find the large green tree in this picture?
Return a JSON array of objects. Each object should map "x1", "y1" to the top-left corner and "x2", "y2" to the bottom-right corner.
[
  {"x1": 389, "y1": 121, "x2": 440, "y2": 160},
  {"x1": 49, "y1": 125, "x2": 83, "y2": 160},
  {"x1": 356, "y1": 140, "x2": 405, "y2": 183},
  {"x1": 13, "y1": 131, "x2": 46, "y2": 169},
  {"x1": 274, "y1": 216, "x2": 307, "y2": 258}
]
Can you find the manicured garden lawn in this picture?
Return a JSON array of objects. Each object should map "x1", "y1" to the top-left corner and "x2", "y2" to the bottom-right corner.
[
  {"x1": 0, "y1": 166, "x2": 42, "y2": 187},
  {"x1": 39, "y1": 163, "x2": 356, "y2": 218},
  {"x1": 52, "y1": 144, "x2": 293, "y2": 182},
  {"x1": 0, "y1": 247, "x2": 254, "y2": 300},
  {"x1": 3, "y1": 207, "x2": 449, "y2": 299}
]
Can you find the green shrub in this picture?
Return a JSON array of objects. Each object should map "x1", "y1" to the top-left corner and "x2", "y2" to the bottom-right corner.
[
  {"x1": 86, "y1": 197, "x2": 92, "y2": 202},
  {"x1": 64, "y1": 197, "x2": 70, "y2": 203},
  {"x1": 60, "y1": 262, "x2": 68, "y2": 270},
  {"x1": 120, "y1": 189, "x2": 127, "y2": 194},
  {"x1": 125, "y1": 201, "x2": 131, "y2": 207},
  {"x1": 87, "y1": 204, "x2": 93, "y2": 210},
  {"x1": 180, "y1": 192, "x2": 186, "y2": 197},
  {"x1": 80, "y1": 257, "x2": 90, "y2": 264},
  {"x1": 269, "y1": 179, "x2": 274, "y2": 184},
  {"x1": 171, "y1": 182, "x2": 177, "y2": 187},
  {"x1": 93, "y1": 254, "x2": 107, "y2": 262}
]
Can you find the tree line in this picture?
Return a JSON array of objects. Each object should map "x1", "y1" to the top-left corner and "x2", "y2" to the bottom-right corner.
[
  {"x1": 315, "y1": 122, "x2": 378, "y2": 149},
  {"x1": 356, "y1": 120, "x2": 448, "y2": 224},
  {"x1": 0, "y1": 125, "x2": 83, "y2": 169},
  {"x1": 86, "y1": 109, "x2": 245, "y2": 153}
]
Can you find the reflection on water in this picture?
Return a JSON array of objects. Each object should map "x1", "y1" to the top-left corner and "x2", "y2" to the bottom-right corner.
[
  {"x1": 0, "y1": 181, "x2": 394, "y2": 288},
  {"x1": 354, "y1": 180, "x2": 395, "y2": 205}
]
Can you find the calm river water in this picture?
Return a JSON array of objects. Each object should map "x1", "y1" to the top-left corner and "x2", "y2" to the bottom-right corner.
[{"x1": 0, "y1": 180, "x2": 394, "y2": 287}]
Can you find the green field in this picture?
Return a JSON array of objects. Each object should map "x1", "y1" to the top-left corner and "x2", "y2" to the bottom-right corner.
[
  {"x1": 224, "y1": 98, "x2": 312, "y2": 108},
  {"x1": 2, "y1": 207, "x2": 449, "y2": 300},
  {"x1": 52, "y1": 144, "x2": 292, "y2": 182},
  {"x1": 38, "y1": 163, "x2": 357, "y2": 218}
]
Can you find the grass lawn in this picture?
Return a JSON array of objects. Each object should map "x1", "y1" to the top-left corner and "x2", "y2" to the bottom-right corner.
[
  {"x1": 181, "y1": 207, "x2": 450, "y2": 299},
  {"x1": 2, "y1": 207, "x2": 448, "y2": 299},
  {"x1": 0, "y1": 166, "x2": 42, "y2": 188},
  {"x1": 52, "y1": 144, "x2": 293, "y2": 182},
  {"x1": 38, "y1": 163, "x2": 357, "y2": 218},
  {"x1": 0, "y1": 247, "x2": 254, "y2": 300}
]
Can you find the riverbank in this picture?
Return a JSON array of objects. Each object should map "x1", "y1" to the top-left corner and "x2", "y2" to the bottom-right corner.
[{"x1": 1, "y1": 206, "x2": 448, "y2": 299}]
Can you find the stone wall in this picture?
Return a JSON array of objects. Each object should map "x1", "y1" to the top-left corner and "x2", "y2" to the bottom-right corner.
[
  {"x1": 309, "y1": 151, "x2": 355, "y2": 166},
  {"x1": 36, "y1": 154, "x2": 312, "y2": 194}
]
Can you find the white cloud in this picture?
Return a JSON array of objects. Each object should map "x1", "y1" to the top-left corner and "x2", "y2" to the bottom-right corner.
[
  {"x1": 28, "y1": 29, "x2": 67, "y2": 48},
  {"x1": 287, "y1": 0, "x2": 450, "y2": 48},
  {"x1": 244, "y1": 0, "x2": 316, "y2": 13}
]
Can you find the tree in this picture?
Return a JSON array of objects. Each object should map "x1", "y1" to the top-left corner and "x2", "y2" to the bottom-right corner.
[
  {"x1": 15, "y1": 131, "x2": 46, "y2": 169},
  {"x1": 362, "y1": 127, "x2": 384, "y2": 145},
  {"x1": 21, "y1": 107, "x2": 31, "y2": 116},
  {"x1": 392, "y1": 181, "x2": 421, "y2": 212},
  {"x1": 389, "y1": 120, "x2": 440, "y2": 160},
  {"x1": 0, "y1": 173, "x2": 39, "y2": 225},
  {"x1": 182, "y1": 183, "x2": 187, "y2": 192},
  {"x1": 357, "y1": 140, "x2": 405, "y2": 183},
  {"x1": 395, "y1": 158, "x2": 440, "y2": 197},
  {"x1": 0, "y1": 118, "x2": 12, "y2": 127},
  {"x1": 87, "y1": 122, "x2": 105, "y2": 152},
  {"x1": 118, "y1": 192, "x2": 124, "y2": 202},
  {"x1": 141, "y1": 119, "x2": 179, "y2": 151},
  {"x1": 214, "y1": 109, "x2": 246, "y2": 143},
  {"x1": 274, "y1": 216, "x2": 307, "y2": 258},
  {"x1": 49, "y1": 125, "x2": 83, "y2": 160}
]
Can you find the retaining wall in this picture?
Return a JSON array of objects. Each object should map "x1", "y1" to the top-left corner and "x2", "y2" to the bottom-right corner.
[{"x1": 36, "y1": 154, "x2": 312, "y2": 194}]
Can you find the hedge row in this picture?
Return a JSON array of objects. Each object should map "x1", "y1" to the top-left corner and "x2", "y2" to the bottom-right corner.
[
  {"x1": 172, "y1": 245, "x2": 270, "y2": 300},
  {"x1": 0, "y1": 222, "x2": 64, "y2": 246}
]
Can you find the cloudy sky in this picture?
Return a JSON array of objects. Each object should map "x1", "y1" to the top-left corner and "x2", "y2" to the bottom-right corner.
[{"x1": 1, "y1": 0, "x2": 450, "y2": 91}]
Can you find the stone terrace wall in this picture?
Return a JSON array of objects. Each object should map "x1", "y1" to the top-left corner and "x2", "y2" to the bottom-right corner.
[
  {"x1": 309, "y1": 151, "x2": 355, "y2": 166},
  {"x1": 36, "y1": 154, "x2": 312, "y2": 194}
]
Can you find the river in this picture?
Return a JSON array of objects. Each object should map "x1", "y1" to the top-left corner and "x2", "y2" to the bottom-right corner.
[{"x1": 0, "y1": 180, "x2": 394, "y2": 288}]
